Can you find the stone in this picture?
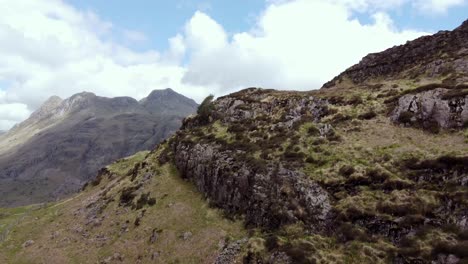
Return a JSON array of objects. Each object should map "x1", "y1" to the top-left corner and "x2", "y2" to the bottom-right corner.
[
  {"x1": 391, "y1": 88, "x2": 468, "y2": 129},
  {"x1": 22, "y1": 240, "x2": 34, "y2": 248},
  {"x1": 182, "y1": 231, "x2": 192, "y2": 240},
  {"x1": 215, "y1": 238, "x2": 248, "y2": 264}
]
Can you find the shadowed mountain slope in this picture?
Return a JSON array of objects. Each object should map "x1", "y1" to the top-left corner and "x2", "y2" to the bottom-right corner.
[{"x1": 0, "y1": 89, "x2": 197, "y2": 207}]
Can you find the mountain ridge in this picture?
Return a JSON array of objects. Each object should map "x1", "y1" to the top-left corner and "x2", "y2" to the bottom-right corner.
[
  {"x1": 323, "y1": 19, "x2": 468, "y2": 88},
  {"x1": 0, "y1": 88, "x2": 198, "y2": 207}
]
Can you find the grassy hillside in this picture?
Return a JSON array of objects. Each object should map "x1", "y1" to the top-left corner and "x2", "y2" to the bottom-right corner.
[{"x1": 0, "y1": 149, "x2": 246, "y2": 263}]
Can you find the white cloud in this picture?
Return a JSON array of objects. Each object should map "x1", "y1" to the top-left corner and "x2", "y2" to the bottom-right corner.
[
  {"x1": 181, "y1": 0, "x2": 428, "y2": 90},
  {"x1": 122, "y1": 29, "x2": 148, "y2": 43},
  {"x1": 326, "y1": 0, "x2": 467, "y2": 13},
  {"x1": 0, "y1": 103, "x2": 30, "y2": 130},
  {"x1": 0, "y1": 0, "x2": 451, "y2": 130},
  {"x1": 414, "y1": 0, "x2": 467, "y2": 14},
  {"x1": 0, "y1": 0, "x2": 210, "y2": 130}
]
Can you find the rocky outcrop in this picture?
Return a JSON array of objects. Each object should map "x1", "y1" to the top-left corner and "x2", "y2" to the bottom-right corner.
[
  {"x1": 183, "y1": 88, "x2": 330, "y2": 131},
  {"x1": 172, "y1": 88, "x2": 333, "y2": 231},
  {"x1": 173, "y1": 142, "x2": 331, "y2": 230},
  {"x1": 323, "y1": 19, "x2": 468, "y2": 87},
  {"x1": 390, "y1": 88, "x2": 468, "y2": 129}
]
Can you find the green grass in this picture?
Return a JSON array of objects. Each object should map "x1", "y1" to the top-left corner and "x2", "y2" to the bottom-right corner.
[
  {"x1": 0, "y1": 149, "x2": 246, "y2": 263},
  {"x1": 107, "y1": 150, "x2": 150, "y2": 176}
]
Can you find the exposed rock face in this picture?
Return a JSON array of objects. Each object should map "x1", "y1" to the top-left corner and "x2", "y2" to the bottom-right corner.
[
  {"x1": 215, "y1": 238, "x2": 248, "y2": 264},
  {"x1": 174, "y1": 142, "x2": 331, "y2": 230},
  {"x1": 140, "y1": 88, "x2": 198, "y2": 115},
  {"x1": 391, "y1": 88, "x2": 468, "y2": 128},
  {"x1": 183, "y1": 88, "x2": 330, "y2": 130},
  {"x1": 173, "y1": 88, "x2": 333, "y2": 231},
  {"x1": 323, "y1": 19, "x2": 468, "y2": 87},
  {"x1": 0, "y1": 89, "x2": 198, "y2": 207}
]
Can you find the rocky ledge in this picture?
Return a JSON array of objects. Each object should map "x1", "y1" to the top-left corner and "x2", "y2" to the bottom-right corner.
[
  {"x1": 389, "y1": 84, "x2": 468, "y2": 130},
  {"x1": 323, "y1": 19, "x2": 468, "y2": 87}
]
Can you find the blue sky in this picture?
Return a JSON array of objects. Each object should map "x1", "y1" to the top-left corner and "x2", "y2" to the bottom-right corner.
[
  {"x1": 67, "y1": 0, "x2": 266, "y2": 51},
  {"x1": 0, "y1": 0, "x2": 467, "y2": 130},
  {"x1": 66, "y1": 0, "x2": 467, "y2": 51}
]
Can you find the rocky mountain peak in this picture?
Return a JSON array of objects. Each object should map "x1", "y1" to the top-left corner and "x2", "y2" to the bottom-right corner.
[
  {"x1": 58, "y1": 91, "x2": 99, "y2": 114},
  {"x1": 457, "y1": 19, "x2": 468, "y2": 31},
  {"x1": 141, "y1": 88, "x2": 185, "y2": 104},
  {"x1": 323, "y1": 19, "x2": 468, "y2": 88},
  {"x1": 140, "y1": 88, "x2": 198, "y2": 116},
  {"x1": 28, "y1": 95, "x2": 63, "y2": 120},
  {"x1": 146, "y1": 88, "x2": 177, "y2": 98}
]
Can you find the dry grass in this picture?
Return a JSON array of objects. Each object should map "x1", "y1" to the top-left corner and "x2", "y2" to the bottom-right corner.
[{"x1": 0, "y1": 151, "x2": 246, "y2": 263}]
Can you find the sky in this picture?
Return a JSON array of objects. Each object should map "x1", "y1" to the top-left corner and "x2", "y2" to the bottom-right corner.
[{"x1": 0, "y1": 0, "x2": 467, "y2": 130}]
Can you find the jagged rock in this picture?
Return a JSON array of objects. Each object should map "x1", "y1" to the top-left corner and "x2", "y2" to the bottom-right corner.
[
  {"x1": 22, "y1": 240, "x2": 34, "y2": 248},
  {"x1": 149, "y1": 228, "x2": 160, "y2": 244},
  {"x1": 182, "y1": 88, "x2": 330, "y2": 131},
  {"x1": 151, "y1": 252, "x2": 160, "y2": 260},
  {"x1": 173, "y1": 142, "x2": 331, "y2": 231},
  {"x1": 175, "y1": 88, "x2": 334, "y2": 231},
  {"x1": 215, "y1": 238, "x2": 248, "y2": 264},
  {"x1": 391, "y1": 88, "x2": 468, "y2": 129},
  {"x1": 323, "y1": 20, "x2": 468, "y2": 87},
  {"x1": 433, "y1": 254, "x2": 461, "y2": 264},
  {"x1": 181, "y1": 231, "x2": 193, "y2": 240},
  {"x1": 268, "y1": 252, "x2": 292, "y2": 264}
]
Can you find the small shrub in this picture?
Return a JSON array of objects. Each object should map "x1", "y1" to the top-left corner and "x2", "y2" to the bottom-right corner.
[
  {"x1": 331, "y1": 113, "x2": 352, "y2": 124},
  {"x1": 283, "y1": 151, "x2": 306, "y2": 162},
  {"x1": 382, "y1": 179, "x2": 413, "y2": 190},
  {"x1": 347, "y1": 95, "x2": 364, "y2": 105},
  {"x1": 328, "y1": 96, "x2": 345, "y2": 105},
  {"x1": 376, "y1": 201, "x2": 423, "y2": 217},
  {"x1": 135, "y1": 195, "x2": 147, "y2": 209},
  {"x1": 432, "y1": 241, "x2": 468, "y2": 258},
  {"x1": 227, "y1": 123, "x2": 246, "y2": 133},
  {"x1": 307, "y1": 126, "x2": 320, "y2": 136},
  {"x1": 242, "y1": 156, "x2": 268, "y2": 173},
  {"x1": 197, "y1": 94, "x2": 215, "y2": 124},
  {"x1": 358, "y1": 110, "x2": 377, "y2": 120},
  {"x1": 337, "y1": 222, "x2": 371, "y2": 242},
  {"x1": 148, "y1": 197, "x2": 156, "y2": 206},
  {"x1": 265, "y1": 235, "x2": 279, "y2": 251},
  {"x1": 398, "y1": 111, "x2": 414, "y2": 124},
  {"x1": 120, "y1": 186, "x2": 138, "y2": 206},
  {"x1": 282, "y1": 241, "x2": 316, "y2": 264},
  {"x1": 458, "y1": 229, "x2": 468, "y2": 240},
  {"x1": 326, "y1": 129, "x2": 342, "y2": 142},
  {"x1": 339, "y1": 165, "x2": 355, "y2": 176},
  {"x1": 441, "y1": 89, "x2": 468, "y2": 100},
  {"x1": 366, "y1": 168, "x2": 390, "y2": 183},
  {"x1": 424, "y1": 120, "x2": 440, "y2": 134}
]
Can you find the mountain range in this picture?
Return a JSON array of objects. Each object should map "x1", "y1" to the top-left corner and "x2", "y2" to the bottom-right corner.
[
  {"x1": 0, "y1": 88, "x2": 197, "y2": 207},
  {"x1": 0, "y1": 20, "x2": 467, "y2": 264}
]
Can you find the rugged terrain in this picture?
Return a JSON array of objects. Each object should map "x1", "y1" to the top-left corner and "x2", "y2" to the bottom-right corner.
[
  {"x1": 0, "y1": 21, "x2": 467, "y2": 263},
  {"x1": 0, "y1": 88, "x2": 197, "y2": 207}
]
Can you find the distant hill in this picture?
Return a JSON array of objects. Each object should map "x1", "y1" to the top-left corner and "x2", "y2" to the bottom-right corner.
[{"x1": 0, "y1": 88, "x2": 197, "y2": 207}]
